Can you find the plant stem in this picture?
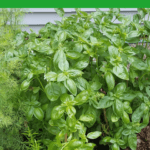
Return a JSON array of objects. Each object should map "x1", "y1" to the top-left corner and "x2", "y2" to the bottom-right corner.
[
  {"x1": 90, "y1": 57, "x2": 93, "y2": 79},
  {"x1": 65, "y1": 133, "x2": 67, "y2": 142},
  {"x1": 36, "y1": 77, "x2": 45, "y2": 92},
  {"x1": 103, "y1": 109, "x2": 109, "y2": 128},
  {"x1": 139, "y1": 72, "x2": 147, "y2": 81}
]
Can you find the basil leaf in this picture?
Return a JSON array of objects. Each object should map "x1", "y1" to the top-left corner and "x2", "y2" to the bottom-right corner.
[
  {"x1": 45, "y1": 82, "x2": 61, "y2": 101},
  {"x1": 114, "y1": 82, "x2": 126, "y2": 94},
  {"x1": 20, "y1": 80, "x2": 30, "y2": 91},
  {"x1": 60, "y1": 93, "x2": 75, "y2": 106},
  {"x1": 54, "y1": 8, "x2": 64, "y2": 17},
  {"x1": 74, "y1": 55, "x2": 89, "y2": 70},
  {"x1": 66, "y1": 51, "x2": 81, "y2": 59},
  {"x1": 113, "y1": 99, "x2": 123, "y2": 117},
  {"x1": 113, "y1": 64, "x2": 129, "y2": 80},
  {"x1": 33, "y1": 107, "x2": 44, "y2": 121},
  {"x1": 87, "y1": 131, "x2": 102, "y2": 139},
  {"x1": 127, "y1": 30, "x2": 141, "y2": 38},
  {"x1": 51, "y1": 105, "x2": 66, "y2": 120},
  {"x1": 108, "y1": 46, "x2": 119, "y2": 57},
  {"x1": 44, "y1": 72, "x2": 57, "y2": 81},
  {"x1": 131, "y1": 103, "x2": 145, "y2": 122},
  {"x1": 57, "y1": 73, "x2": 67, "y2": 82},
  {"x1": 67, "y1": 69, "x2": 83, "y2": 78},
  {"x1": 112, "y1": 143, "x2": 120, "y2": 150},
  {"x1": 122, "y1": 111, "x2": 130, "y2": 124},
  {"x1": 98, "y1": 96, "x2": 114, "y2": 108},
  {"x1": 74, "y1": 77, "x2": 90, "y2": 91},
  {"x1": 128, "y1": 134, "x2": 137, "y2": 150},
  {"x1": 122, "y1": 129, "x2": 132, "y2": 136},
  {"x1": 146, "y1": 86, "x2": 150, "y2": 97},
  {"x1": 66, "y1": 115, "x2": 76, "y2": 129},
  {"x1": 64, "y1": 78, "x2": 77, "y2": 96},
  {"x1": 58, "y1": 50, "x2": 69, "y2": 71},
  {"x1": 121, "y1": 93, "x2": 136, "y2": 101},
  {"x1": 66, "y1": 106, "x2": 76, "y2": 117},
  {"x1": 74, "y1": 90, "x2": 89, "y2": 105},
  {"x1": 26, "y1": 106, "x2": 34, "y2": 121},
  {"x1": 105, "y1": 72, "x2": 115, "y2": 91},
  {"x1": 111, "y1": 113, "x2": 120, "y2": 122},
  {"x1": 131, "y1": 57, "x2": 148, "y2": 70}
]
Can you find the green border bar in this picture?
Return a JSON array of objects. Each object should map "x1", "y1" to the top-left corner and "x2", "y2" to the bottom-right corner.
[{"x1": 1, "y1": 0, "x2": 150, "y2": 8}]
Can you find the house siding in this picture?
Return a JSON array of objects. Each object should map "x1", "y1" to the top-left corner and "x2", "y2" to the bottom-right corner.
[{"x1": 22, "y1": 8, "x2": 138, "y2": 33}]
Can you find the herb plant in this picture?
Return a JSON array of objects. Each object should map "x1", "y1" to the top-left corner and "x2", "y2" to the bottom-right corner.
[
  {"x1": 0, "y1": 8, "x2": 28, "y2": 150},
  {"x1": 7, "y1": 8, "x2": 150, "y2": 150}
]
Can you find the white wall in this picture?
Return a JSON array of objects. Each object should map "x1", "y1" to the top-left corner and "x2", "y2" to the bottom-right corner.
[{"x1": 22, "y1": 8, "x2": 138, "y2": 33}]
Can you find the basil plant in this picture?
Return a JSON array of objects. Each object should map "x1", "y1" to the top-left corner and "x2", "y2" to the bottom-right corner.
[{"x1": 6, "y1": 8, "x2": 150, "y2": 150}]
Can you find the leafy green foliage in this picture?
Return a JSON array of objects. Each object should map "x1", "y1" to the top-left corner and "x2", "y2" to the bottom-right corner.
[
  {"x1": 4, "y1": 8, "x2": 150, "y2": 150},
  {"x1": 0, "y1": 8, "x2": 28, "y2": 150}
]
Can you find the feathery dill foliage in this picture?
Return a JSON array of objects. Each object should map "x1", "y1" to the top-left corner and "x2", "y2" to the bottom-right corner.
[{"x1": 0, "y1": 8, "x2": 28, "y2": 150}]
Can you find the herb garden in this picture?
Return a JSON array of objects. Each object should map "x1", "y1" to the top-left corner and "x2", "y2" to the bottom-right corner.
[{"x1": 1, "y1": 8, "x2": 150, "y2": 150}]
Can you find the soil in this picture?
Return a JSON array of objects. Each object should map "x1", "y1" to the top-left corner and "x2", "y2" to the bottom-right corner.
[{"x1": 123, "y1": 122, "x2": 150, "y2": 150}]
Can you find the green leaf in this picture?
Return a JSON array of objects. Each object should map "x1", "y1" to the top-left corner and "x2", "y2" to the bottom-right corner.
[
  {"x1": 79, "y1": 114, "x2": 94, "y2": 122},
  {"x1": 74, "y1": 43, "x2": 83, "y2": 53},
  {"x1": 122, "y1": 129, "x2": 132, "y2": 135},
  {"x1": 26, "y1": 106, "x2": 34, "y2": 121},
  {"x1": 33, "y1": 107, "x2": 44, "y2": 121},
  {"x1": 60, "y1": 93, "x2": 75, "y2": 106},
  {"x1": 108, "y1": 46, "x2": 119, "y2": 57},
  {"x1": 113, "y1": 99, "x2": 123, "y2": 117},
  {"x1": 111, "y1": 113, "x2": 120, "y2": 122},
  {"x1": 64, "y1": 78, "x2": 77, "y2": 96},
  {"x1": 121, "y1": 93, "x2": 136, "y2": 101},
  {"x1": 58, "y1": 50, "x2": 69, "y2": 71},
  {"x1": 131, "y1": 57, "x2": 148, "y2": 70},
  {"x1": 105, "y1": 72, "x2": 115, "y2": 91},
  {"x1": 58, "y1": 31, "x2": 67, "y2": 42},
  {"x1": 87, "y1": 131, "x2": 102, "y2": 139},
  {"x1": 100, "y1": 136, "x2": 111, "y2": 143},
  {"x1": 132, "y1": 103, "x2": 145, "y2": 122},
  {"x1": 53, "y1": 49, "x2": 69, "y2": 71},
  {"x1": 143, "y1": 112, "x2": 149, "y2": 124},
  {"x1": 66, "y1": 51, "x2": 81, "y2": 59},
  {"x1": 74, "y1": 55, "x2": 89, "y2": 70},
  {"x1": 98, "y1": 96, "x2": 114, "y2": 108},
  {"x1": 54, "y1": 8, "x2": 64, "y2": 17},
  {"x1": 112, "y1": 143, "x2": 120, "y2": 150},
  {"x1": 68, "y1": 140, "x2": 83, "y2": 149},
  {"x1": 113, "y1": 64, "x2": 129, "y2": 80},
  {"x1": 20, "y1": 80, "x2": 30, "y2": 91},
  {"x1": 146, "y1": 86, "x2": 150, "y2": 97},
  {"x1": 74, "y1": 77, "x2": 89, "y2": 91},
  {"x1": 127, "y1": 30, "x2": 141, "y2": 38},
  {"x1": 128, "y1": 134, "x2": 137, "y2": 150},
  {"x1": 15, "y1": 32, "x2": 24, "y2": 46},
  {"x1": 114, "y1": 82, "x2": 126, "y2": 94},
  {"x1": 74, "y1": 90, "x2": 89, "y2": 105},
  {"x1": 66, "y1": 106, "x2": 76, "y2": 117},
  {"x1": 90, "y1": 81, "x2": 102, "y2": 91},
  {"x1": 66, "y1": 115, "x2": 76, "y2": 128},
  {"x1": 114, "y1": 127, "x2": 124, "y2": 139},
  {"x1": 51, "y1": 105, "x2": 66, "y2": 120},
  {"x1": 57, "y1": 73, "x2": 67, "y2": 82},
  {"x1": 47, "y1": 126, "x2": 60, "y2": 135},
  {"x1": 45, "y1": 82, "x2": 61, "y2": 101},
  {"x1": 67, "y1": 69, "x2": 83, "y2": 78},
  {"x1": 144, "y1": 20, "x2": 150, "y2": 30},
  {"x1": 122, "y1": 111, "x2": 130, "y2": 124},
  {"x1": 33, "y1": 87, "x2": 40, "y2": 94},
  {"x1": 116, "y1": 139, "x2": 125, "y2": 146},
  {"x1": 44, "y1": 72, "x2": 57, "y2": 81}
]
